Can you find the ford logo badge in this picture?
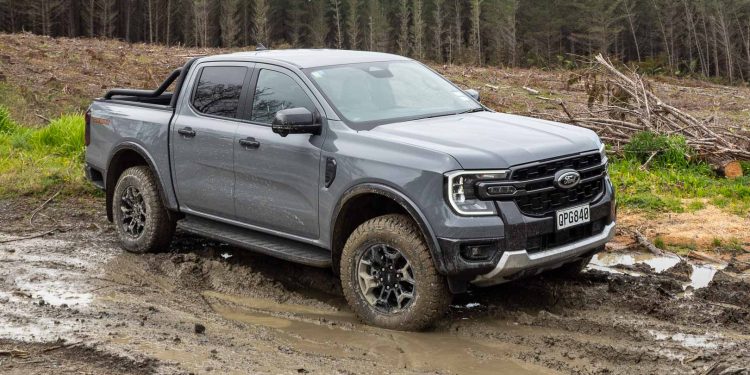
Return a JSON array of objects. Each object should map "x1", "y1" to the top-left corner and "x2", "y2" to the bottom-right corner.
[{"x1": 554, "y1": 169, "x2": 581, "y2": 189}]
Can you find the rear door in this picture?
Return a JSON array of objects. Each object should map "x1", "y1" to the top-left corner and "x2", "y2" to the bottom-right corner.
[
  {"x1": 233, "y1": 64, "x2": 324, "y2": 238},
  {"x1": 171, "y1": 62, "x2": 253, "y2": 218}
]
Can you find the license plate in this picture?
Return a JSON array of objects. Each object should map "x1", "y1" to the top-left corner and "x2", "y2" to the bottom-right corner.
[{"x1": 556, "y1": 204, "x2": 590, "y2": 230}]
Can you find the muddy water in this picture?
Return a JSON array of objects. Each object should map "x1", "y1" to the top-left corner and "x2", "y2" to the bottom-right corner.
[
  {"x1": 0, "y1": 234, "x2": 114, "y2": 342},
  {"x1": 203, "y1": 291, "x2": 553, "y2": 375},
  {"x1": 590, "y1": 252, "x2": 722, "y2": 289}
]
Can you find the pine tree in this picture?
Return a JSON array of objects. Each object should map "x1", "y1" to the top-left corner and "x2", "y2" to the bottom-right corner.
[
  {"x1": 432, "y1": 0, "x2": 445, "y2": 62},
  {"x1": 331, "y1": 0, "x2": 344, "y2": 49},
  {"x1": 346, "y1": 0, "x2": 360, "y2": 49},
  {"x1": 412, "y1": 0, "x2": 425, "y2": 59},
  {"x1": 397, "y1": 0, "x2": 410, "y2": 55},
  {"x1": 367, "y1": 0, "x2": 388, "y2": 51},
  {"x1": 254, "y1": 0, "x2": 269, "y2": 46},
  {"x1": 309, "y1": 0, "x2": 328, "y2": 48},
  {"x1": 220, "y1": 0, "x2": 241, "y2": 47},
  {"x1": 469, "y1": 0, "x2": 482, "y2": 64}
]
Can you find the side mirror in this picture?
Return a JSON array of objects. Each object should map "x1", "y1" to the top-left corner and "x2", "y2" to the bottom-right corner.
[
  {"x1": 465, "y1": 89, "x2": 480, "y2": 102},
  {"x1": 272, "y1": 107, "x2": 321, "y2": 137}
]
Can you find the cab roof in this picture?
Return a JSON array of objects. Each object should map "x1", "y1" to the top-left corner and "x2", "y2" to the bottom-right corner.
[{"x1": 199, "y1": 49, "x2": 411, "y2": 69}]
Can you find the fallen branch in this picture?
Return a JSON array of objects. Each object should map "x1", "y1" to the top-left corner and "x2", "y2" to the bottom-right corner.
[
  {"x1": 639, "y1": 151, "x2": 658, "y2": 171},
  {"x1": 41, "y1": 341, "x2": 83, "y2": 353},
  {"x1": 28, "y1": 187, "x2": 62, "y2": 226},
  {"x1": 687, "y1": 251, "x2": 726, "y2": 265},
  {"x1": 522, "y1": 86, "x2": 540, "y2": 95},
  {"x1": 633, "y1": 229, "x2": 663, "y2": 256},
  {"x1": 34, "y1": 113, "x2": 51, "y2": 123},
  {"x1": 0, "y1": 228, "x2": 57, "y2": 244}
]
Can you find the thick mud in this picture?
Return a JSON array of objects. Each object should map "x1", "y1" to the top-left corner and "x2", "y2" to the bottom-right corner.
[{"x1": 1, "y1": 196, "x2": 749, "y2": 374}]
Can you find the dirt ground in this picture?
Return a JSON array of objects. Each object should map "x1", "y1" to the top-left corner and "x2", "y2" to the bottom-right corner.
[{"x1": 1, "y1": 196, "x2": 749, "y2": 375}]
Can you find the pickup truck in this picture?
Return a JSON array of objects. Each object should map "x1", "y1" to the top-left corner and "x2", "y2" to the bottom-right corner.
[{"x1": 85, "y1": 49, "x2": 616, "y2": 331}]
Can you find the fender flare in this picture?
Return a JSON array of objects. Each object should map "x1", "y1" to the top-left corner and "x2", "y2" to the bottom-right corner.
[
  {"x1": 330, "y1": 183, "x2": 447, "y2": 274},
  {"x1": 105, "y1": 142, "x2": 171, "y2": 221}
]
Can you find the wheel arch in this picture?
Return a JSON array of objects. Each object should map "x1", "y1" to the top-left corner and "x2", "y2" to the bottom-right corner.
[
  {"x1": 105, "y1": 143, "x2": 170, "y2": 222},
  {"x1": 330, "y1": 183, "x2": 446, "y2": 275}
]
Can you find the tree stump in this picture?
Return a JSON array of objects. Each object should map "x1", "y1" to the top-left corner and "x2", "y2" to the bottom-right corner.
[{"x1": 719, "y1": 160, "x2": 743, "y2": 179}]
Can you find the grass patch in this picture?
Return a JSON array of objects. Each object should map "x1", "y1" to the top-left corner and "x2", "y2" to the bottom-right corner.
[
  {"x1": 686, "y1": 200, "x2": 706, "y2": 212},
  {"x1": 0, "y1": 106, "x2": 93, "y2": 197},
  {"x1": 653, "y1": 236, "x2": 666, "y2": 250},
  {"x1": 610, "y1": 131, "x2": 750, "y2": 215}
]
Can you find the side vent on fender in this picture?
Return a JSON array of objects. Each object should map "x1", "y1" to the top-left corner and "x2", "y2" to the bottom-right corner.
[{"x1": 325, "y1": 157, "x2": 337, "y2": 188}]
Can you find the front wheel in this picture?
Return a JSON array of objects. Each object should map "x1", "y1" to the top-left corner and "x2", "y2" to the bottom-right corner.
[
  {"x1": 112, "y1": 166, "x2": 175, "y2": 253},
  {"x1": 340, "y1": 214, "x2": 451, "y2": 331}
]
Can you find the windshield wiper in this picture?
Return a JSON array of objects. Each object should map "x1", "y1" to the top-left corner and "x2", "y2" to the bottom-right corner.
[
  {"x1": 455, "y1": 107, "x2": 485, "y2": 115},
  {"x1": 409, "y1": 107, "x2": 486, "y2": 122}
]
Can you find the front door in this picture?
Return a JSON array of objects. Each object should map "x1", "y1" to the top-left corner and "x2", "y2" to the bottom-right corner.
[
  {"x1": 233, "y1": 64, "x2": 324, "y2": 238},
  {"x1": 171, "y1": 63, "x2": 253, "y2": 218}
]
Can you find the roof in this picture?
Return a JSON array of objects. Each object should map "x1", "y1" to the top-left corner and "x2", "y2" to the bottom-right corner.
[{"x1": 200, "y1": 49, "x2": 411, "y2": 69}]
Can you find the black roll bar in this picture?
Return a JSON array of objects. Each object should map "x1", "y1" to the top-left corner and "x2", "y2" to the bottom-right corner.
[{"x1": 104, "y1": 68, "x2": 182, "y2": 100}]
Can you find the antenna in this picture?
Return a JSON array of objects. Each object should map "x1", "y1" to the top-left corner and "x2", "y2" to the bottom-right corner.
[{"x1": 256, "y1": 43, "x2": 268, "y2": 51}]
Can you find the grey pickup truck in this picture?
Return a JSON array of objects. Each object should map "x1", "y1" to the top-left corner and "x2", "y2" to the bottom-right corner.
[{"x1": 85, "y1": 49, "x2": 616, "y2": 330}]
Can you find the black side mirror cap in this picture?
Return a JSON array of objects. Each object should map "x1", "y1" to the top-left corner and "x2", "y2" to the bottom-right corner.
[
  {"x1": 271, "y1": 107, "x2": 321, "y2": 137},
  {"x1": 465, "y1": 89, "x2": 480, "y2": 102}
]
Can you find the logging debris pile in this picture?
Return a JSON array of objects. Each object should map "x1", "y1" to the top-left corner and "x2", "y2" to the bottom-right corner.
[{"x1": 545, "y1": 54, "x2": 749, "y2": 177}]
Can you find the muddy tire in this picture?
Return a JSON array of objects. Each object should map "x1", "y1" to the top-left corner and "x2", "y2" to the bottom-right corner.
[
  {"x1": 340, "y1": 214, "x2": 451, "y2": 331},
  {"x1": 112, "y1": 166, "x2": 175, "y2": 253},
  {"x1": 551, "y1": 255, "x2": 593, "y2": 278}
]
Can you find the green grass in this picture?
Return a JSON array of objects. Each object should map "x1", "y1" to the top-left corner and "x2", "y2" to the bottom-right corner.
[
  {"x1": 0, "y1": 106, "x2": 93, "y2": 197},
  {"x1": 609, "y1": 132, "x2": 750, "y2": 215}
]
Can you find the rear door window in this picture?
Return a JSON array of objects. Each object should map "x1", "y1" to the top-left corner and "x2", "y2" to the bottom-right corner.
[
  {"x1": 192, "y1": 66, "x2": 248, "y2": 118},
  {"x1": 250, "y1": 69, "x2": 315, "y2": 124}
]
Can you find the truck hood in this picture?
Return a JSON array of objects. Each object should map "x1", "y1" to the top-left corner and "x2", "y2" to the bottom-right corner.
[{"x1": 370, "y1": 112, "x2": 601, "y2": 169}]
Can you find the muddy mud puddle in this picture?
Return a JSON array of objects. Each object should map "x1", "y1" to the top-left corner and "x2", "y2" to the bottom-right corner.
[
  {"x1": 1, "y1": 197, "x2": 749, "y2": 374},
  {"x1": 590, "y1": 252, "x2": 724, "y2": 290}
]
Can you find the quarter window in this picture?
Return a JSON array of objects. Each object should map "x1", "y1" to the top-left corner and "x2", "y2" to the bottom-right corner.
[
  {"x1": 250, "y1": 70, "x2": 315, "y2": 124},
  {"x1": 192, "y1": 66, "x2": 247, "y2": 118}
]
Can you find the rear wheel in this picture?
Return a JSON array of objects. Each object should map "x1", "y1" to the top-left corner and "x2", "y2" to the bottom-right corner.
[
  {"x1": 112, "y1": 166, "x2": 175, "y2": 253},
  {"x1": 340, "y1": 214, "x2": 451, "y2": 331}
]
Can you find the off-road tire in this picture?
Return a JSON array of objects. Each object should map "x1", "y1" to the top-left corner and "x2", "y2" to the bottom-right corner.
[
  {"x1": 340, "y1": 214, "x2": 451, "y2": 331},
  {"x1": 112, "y1": 166, "x2": 175, "y2": 253}
]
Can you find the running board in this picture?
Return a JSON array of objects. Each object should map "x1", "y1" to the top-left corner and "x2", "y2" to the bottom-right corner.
[{"x1": 177, "y1": 216, "x2": 332, "y2": 268}]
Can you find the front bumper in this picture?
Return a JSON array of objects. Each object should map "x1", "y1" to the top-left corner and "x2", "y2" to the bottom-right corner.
[
  {"x1": 472, "y1": 222, "x2": 615, "y2": 286},
  {"x1": 435, "y1": 177, "x2": 616, "y2": 290}
]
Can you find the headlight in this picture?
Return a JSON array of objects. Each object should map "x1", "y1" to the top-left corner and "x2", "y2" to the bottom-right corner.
[
  {"x1": 445, "y1": 170, "x2": 509, "y2": 216},
  {"x1": 599, "y1": 142, "x2": 609, "y2": 175}
]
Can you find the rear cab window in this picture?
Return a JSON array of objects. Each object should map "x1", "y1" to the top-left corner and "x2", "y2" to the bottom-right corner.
[{"x1": 192, "y1": 66, "x2": 248, "y2": 118}]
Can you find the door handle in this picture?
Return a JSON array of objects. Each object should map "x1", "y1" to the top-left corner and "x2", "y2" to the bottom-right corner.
[
  {"x1": 178, "y1": 127, "x2": 196, "y2": 137},
  {"x1": 239, "y1": 137, "x2": 260, "y2": 149}
]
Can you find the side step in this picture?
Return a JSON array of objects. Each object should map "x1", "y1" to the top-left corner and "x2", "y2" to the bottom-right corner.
[{"x1": 177, "y1": 215, "x2": 332, "y2": 268}]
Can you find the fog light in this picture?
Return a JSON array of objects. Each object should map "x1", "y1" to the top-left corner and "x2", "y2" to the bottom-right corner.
[{"x1": 460, "y1": 243, "x2": 496, "y2": 261}]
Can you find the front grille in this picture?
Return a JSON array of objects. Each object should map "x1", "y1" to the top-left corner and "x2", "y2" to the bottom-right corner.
[
  {"x1": 515, "y1": 178, "x2": 603, "y2": 216},
  {"x1": 511, "y1": 153, "x2": 601, "y2": 181},
  {"x1": 526, "y1": 219, "x2": 606, "y2": 254},
  {"x1": 485, "y1": 152, "x2": 606, "y2": 217}
]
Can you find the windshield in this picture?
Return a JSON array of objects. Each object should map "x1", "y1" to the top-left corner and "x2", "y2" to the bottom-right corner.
[{"x1": 305, "y1": 61, "x2": 482, "y2": 129}]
